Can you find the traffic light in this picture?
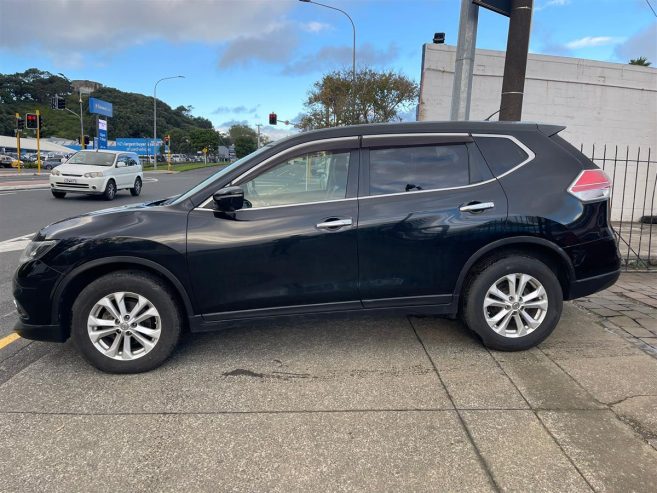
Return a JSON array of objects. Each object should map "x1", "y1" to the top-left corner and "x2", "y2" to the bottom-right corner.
[
  {"x1": 57, "y1": 97, "x2": 66, "y2": 110},
  {"x1": 16, "y1": 115, "x2": 25, "y2": 130},
  {"x1": 84, "y1": 135, "x2": 90, "y2": 145},
  {"x1": 26, "y1": 113, "x2": 38, "y2": 129},
  {"x1": 269, "y1": 112, "x2": 277, "y2": 125},
  {"x1": 39, "y1": 114, "x2": 43, "y2": 130}
]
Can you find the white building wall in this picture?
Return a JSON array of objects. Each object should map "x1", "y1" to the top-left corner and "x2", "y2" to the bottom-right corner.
[{"x1": 418, "y1": 45, "x2": 657, "y2": 221}]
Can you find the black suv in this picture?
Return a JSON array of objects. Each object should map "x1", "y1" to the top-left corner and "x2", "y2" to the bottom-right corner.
[{"x1": 14, "y1": 122, "x2": 620, "y2": 373}]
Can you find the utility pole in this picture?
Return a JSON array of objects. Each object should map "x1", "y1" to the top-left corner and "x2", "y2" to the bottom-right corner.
[
  {"x1": 255, "y1": 124, "x2": 263, "y2": 148},
  {"x1": 36, "y1": 109, "x2": 42, "y2": 174},
  {"x1": 499, "y1": 0, "x2": 533, "y2": 121},
  {"x1": 450, "y1": 0, "x2": 479, "y2": 121}
]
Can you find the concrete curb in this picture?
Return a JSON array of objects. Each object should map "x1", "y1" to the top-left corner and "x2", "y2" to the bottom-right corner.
[{"x1": 0, "y1": 183, "x2": 49, "y2": 191}]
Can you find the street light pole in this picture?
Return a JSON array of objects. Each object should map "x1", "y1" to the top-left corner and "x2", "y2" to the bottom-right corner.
[
  {"x1": 153, "y1": 75, "x2": 185, "y2": 169},
  {"x1": 299, "y1": 0, "x2": 356, "y2": 118},
  {"x1": 58, "y1": 73, "x2": 86, "y2": 149}
]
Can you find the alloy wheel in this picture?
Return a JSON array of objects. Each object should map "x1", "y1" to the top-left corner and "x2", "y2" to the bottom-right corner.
[
  {"x1": 87, "y1": 291, "x2": 161, "y2": 360},
  {"x1": 482, "y1": 273, "x2": 548, "y2": 338}
]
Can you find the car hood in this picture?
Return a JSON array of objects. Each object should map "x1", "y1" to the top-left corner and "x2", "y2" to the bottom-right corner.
[{"x1": 55, "y1": 163, "x2": 114, "y2": 174}]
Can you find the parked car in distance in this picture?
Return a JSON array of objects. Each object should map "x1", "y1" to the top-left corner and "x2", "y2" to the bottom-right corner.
[
  {"x1": 14, "y1": 121, "x2": 620, "y2": 373},
  {"x1": 43, "y1": 158, "x2": 63, "y2": 170},
  {"x1": 0, "y1": 154, "x2": 15, "y2": 168},
  {"x1": 48, "y1": 150, "x2": 143, "y2": 200}
]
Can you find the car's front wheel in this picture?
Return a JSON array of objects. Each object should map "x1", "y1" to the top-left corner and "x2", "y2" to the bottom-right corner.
[
  {"x1": 462, "y1": 255, "x2": 563, "y2": 351},
  {"x1": 71, "y1": 271, "x2": 182, "y2": 373},
  {"x1": 130, "y1": 177, "x2": 142, "y2": 196},
  {"x1": 103, "y1": 179, "x2": 116, "y2": 200}
]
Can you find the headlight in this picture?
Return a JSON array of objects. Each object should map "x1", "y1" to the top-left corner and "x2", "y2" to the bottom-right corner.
[
  {"x1": 51, "y1": 169, "x2": 61, "y2": 176},
  {"x1": 19, "y1": 240, "x2": 58, "y2": 265},
  {"x1": 83, "y1": 172, "x2": 103, "y2": 178}
]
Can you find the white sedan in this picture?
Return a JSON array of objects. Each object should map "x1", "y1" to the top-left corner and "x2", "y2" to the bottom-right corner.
[{"x1": 50, "y1": 150, "x2": 143, "y2": 200}]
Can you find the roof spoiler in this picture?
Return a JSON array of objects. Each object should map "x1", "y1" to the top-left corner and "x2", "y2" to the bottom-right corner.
[{"x1": 537, "y1": 124, "x2": 566, "y2": 137}]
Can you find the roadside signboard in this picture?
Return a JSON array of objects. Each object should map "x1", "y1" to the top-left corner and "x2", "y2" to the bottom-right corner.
[
  {"x1": 473, "y1": 0, "x2": 511, "y2": 16},
  {"x1": 89, "y1": 97, "x2": 113, "y2": 117},
  {"x1": 115, "y1": 138, "x2": 162, "y2": 154},
  {"x1": 98, "y1": 119, "x2": 108, "y2": 149}
]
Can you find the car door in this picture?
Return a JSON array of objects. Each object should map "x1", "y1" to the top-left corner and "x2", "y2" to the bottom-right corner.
[
  {"x1": 114, "y1": 153, "x2": 131, "y2": 188},
  {"x1": 357, "y1": 133, "x2": 509, "y2": 308},
  {"x1": 186, "y1": 137, "x2": 361, "y2": 319}
]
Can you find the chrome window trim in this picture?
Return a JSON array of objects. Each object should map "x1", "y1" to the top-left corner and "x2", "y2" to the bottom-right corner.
[
  {"x1": 362, "y1": 132, "x2": 470, "y2": 143},
  {"x1": 197, "y1": 136, "x2": 358, "y2": 208},
  {"x1": 471, "y1": 133, "x2": 535, "y2": 179},
  {"x1": 359, "y1": 178, "x2": 498, "y2": 200},
  {"x1": 194, "y1": 197, "x2": 357, "y2": 212}
]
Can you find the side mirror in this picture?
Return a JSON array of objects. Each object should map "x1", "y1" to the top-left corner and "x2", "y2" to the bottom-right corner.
[
  {"x1": 116, "y1": 161, "x2": 127, "y2": 168},
  {"x1": 213, "y1": 186, "x2": 244, "y2": 212}
]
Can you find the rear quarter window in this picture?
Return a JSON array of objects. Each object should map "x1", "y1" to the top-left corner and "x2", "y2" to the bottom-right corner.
[
  {"x1": 474, "y1": 136, "x2": 529, "y2": 177},
  {"x1": 369, "y1": 144, "x2": 469, "y2": 195}
]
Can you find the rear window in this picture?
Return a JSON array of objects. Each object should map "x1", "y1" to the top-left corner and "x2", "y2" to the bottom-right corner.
[
  {"x1": 369, "y1": 144, "x2": 469, "y2": 195},
  {"x1": 474, "y1": 136, "x2": 529, "y2": 177}
]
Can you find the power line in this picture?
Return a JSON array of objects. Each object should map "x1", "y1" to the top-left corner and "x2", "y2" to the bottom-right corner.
[{"x1": 646, "y1": 0, "x2": 657, "y2": 17}]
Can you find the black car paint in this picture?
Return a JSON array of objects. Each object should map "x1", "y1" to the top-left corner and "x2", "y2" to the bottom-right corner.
[{"x1": 13, "y1": 121, "x2": 621, "y2": 342}]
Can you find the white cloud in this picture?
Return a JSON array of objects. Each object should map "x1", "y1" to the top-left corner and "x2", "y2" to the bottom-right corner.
[
  {"x1": 535, "y1": 0, "x2": 570, "y2": 11},
  {"x1": 0, "y1": 0, "x2": 291, "y2": 64},
  {"x1": 614, "y1": 23, "x2": 657, "y2": 63},
  {"x1": 301, "y1": 21, "x2": 332, "y2": 33},
  {"x1": 565, "y1": 36, "x2": 625, "y2": 49},
  {"x1": 218, "y1": 24, "x2": 299, "y2": 68},
  {"x1": 281, "y1": 43, "x2": 400, "y2": 75}
]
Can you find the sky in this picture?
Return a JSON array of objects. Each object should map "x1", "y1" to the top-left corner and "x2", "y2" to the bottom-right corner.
[{"x1": 1, "y1": 0, "x2": 655, "y2": 140}]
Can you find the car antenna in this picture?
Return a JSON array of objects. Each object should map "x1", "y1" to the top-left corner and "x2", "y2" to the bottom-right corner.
[{"x1": 484, "y1": 109, "x2": 501, "y2": 121}]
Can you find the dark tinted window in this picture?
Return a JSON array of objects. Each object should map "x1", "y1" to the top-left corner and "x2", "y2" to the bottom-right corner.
[
  {"x1": 467, "y1": 143, "x2": 493, "y2": 183},
  {"x1": 474, "y1": 136, "x2": 529, "y2": 177},
  {"x1": 369, "y1": 144, "x2": 469, "y2": 195}
]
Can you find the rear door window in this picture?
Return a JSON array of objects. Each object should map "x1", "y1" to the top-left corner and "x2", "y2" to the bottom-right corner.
[
  {"x1": 368, "y1": 144, "x2": 469, "y2": 196},
  {"x1": 473, "y1": 136, "x2": 529, "y2": 177}
]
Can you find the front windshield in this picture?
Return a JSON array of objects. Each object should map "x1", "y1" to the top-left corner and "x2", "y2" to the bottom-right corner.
[
  {"x1": 170, "y1": 145, "x2": 274, "y2": 205},
  {"x1": 67, "y1": 151, "x2": 116, "y2": 167}
]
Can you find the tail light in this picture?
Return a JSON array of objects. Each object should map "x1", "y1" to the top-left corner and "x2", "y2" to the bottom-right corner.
[{"x1": 567, "y1": 169, "x2": 611, "y2": 202}]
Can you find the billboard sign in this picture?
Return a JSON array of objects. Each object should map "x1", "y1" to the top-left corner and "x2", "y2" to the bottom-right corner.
[
  {"x1": 98, "y1": 119, "x2": 108, "y2": 149},
  {"x1": 473, "y1": 0, "x2": 511, "y2": 16},
  {"x1": 115, "y1": 138, "x2": 162, "y2": 154},
  {"x1": 89, "y1": 97, "x2": 113, "y2": 117}
]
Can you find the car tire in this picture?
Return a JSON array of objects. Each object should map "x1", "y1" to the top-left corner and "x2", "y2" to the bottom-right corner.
[
  {"x1": 71, "y1": 271, "x2": 182, "y2": 373},
  {"x1": 130, "y1": 177, "x2": 142, "y2": 196},
  {"x1": 51, "y1": 190, "x2": 66, "y2": 199},
  {"x1": 103, "y1": 179, "x2": 117, "y2": 200},
  {"x1": 462, "y1": 255, "x2": 563, "y2": 351}
]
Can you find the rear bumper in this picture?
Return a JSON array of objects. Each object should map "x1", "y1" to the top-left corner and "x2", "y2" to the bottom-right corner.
[
  {"x1": 14, "y1": 319, "x2": 68, "y2": 342},
  {"x1": 566, "y1": 269, "x2": 620, "y2": 300}
]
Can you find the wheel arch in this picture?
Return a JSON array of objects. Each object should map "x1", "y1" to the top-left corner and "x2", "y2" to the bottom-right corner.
[
  {"x1": 52, "y1": 257, "x2": 195, "y2": 337},
  {"x1": 454, "y1": 236, "x2": 575, "y2": 303}
]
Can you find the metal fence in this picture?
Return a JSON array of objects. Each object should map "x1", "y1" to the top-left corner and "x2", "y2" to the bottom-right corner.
[{"x1": 581, "y1": 144, "x2": 657, "y2": 271}]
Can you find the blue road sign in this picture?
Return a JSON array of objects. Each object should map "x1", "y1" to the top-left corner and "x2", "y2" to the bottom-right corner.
[
  {"x1": 115, "y1": 138, "x2": 162, "y2": 154},
  {"x1": 89, "y1": 97, "x2": 113, "y2": 117},
  {"x1": 98, "y1": 119, "x2": 108, "y2": 149}
]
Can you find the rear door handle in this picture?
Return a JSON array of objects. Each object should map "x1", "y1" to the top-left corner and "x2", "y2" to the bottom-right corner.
[
  {"x1": 316, "y1": 218, "x2": 353, "y2": 230},
  {"x1": 459, "y1": 201, "x2": 495, "y2": 213}
]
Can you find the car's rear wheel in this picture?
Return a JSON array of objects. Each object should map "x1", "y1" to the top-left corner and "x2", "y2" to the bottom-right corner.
[
  {"x1": 71, "y1": 271, "x2": 182, "y2": 373},
  {"x1": 462, "y1": 255, "x2": 562, "y2": 351},
  {"x1": 51, "y1": 190, "x2": 66, "y2": 199},
  {"x1": 130, "y1": 177, "x2": 142, "y2": 196},
  {"x1": 103, "y1": 179, "x2": 116, "y2": 200}
]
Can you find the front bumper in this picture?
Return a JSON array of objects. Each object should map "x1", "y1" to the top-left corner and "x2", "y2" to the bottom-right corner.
[
  {"x1": 49, "y1": 176, "x2": 107, "y2": 194},
  {"x1": 14, "y1": 319, "x2": 68, "y2": 342}
]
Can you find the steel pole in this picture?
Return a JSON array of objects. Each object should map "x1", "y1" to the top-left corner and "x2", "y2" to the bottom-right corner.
[
  {"x1": 450, "y1": 0, "x2": 479, "y2": 121},
  {"x1": 153, "y1": 76, "x2": 185, "y2": 169},
  {"x1": 79, "y1": 89, "x2": 85, "y2": 149}
]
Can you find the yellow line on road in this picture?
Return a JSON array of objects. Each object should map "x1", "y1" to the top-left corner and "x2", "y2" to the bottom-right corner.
[{"x1": 0, "y1": 333, "x2": 20, "y2": 349}]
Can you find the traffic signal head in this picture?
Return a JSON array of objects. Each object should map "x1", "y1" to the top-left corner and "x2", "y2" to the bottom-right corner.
[
  {"x1": 269, "y1": 112, "x2": 277, "y2": 125},
  {"x1": 16, "y1": 116, "x2": 25, "y2": 130},
  {"x1": 84, "y1": 135, "x2": 90, "y2": 145},
  {"x1": 26, "y1": 113, "x2": 38, "y2": 129},
  {"x1": 433, "y1": 32, "x2": 445, "y2": 44},
  {"x1": 39, "y1": 115, "x2": 43, "y2": 129},
  {"x1": 57, "y1": 97, "x2": 66, "y2": 110}
]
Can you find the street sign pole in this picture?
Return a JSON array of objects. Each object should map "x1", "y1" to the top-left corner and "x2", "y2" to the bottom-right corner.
[
  {"x1": 36, "y1": 109, "x2": 42, "y2": 174},
  {"x1": 167, "y1": 136, "x2": 172, "y2": 172}
]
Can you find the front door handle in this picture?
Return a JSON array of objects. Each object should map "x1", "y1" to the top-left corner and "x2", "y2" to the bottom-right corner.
[
  {"x1": 316, "y1": 218, "x2": 353, "y2": 230},
  {"x1": 459, "y1": 201, "x2": 495, "y2": 213}
]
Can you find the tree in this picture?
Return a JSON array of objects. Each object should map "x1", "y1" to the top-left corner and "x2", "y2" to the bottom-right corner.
[
  {"x1": 190, "y1": 128, "x2": 219, "y2": 153},
  {"x1": 228, "y1": 124, "x2": 257, "y2": 142},
  {"x1": 629, "y1": 57, "x2": 651, "y2": 66},
  {"x1": 297, "y1": 68, "x2": 419, "y2": 131},
  {"x1": 234, "y1": 135, "x2": 257, "y2": 158}
]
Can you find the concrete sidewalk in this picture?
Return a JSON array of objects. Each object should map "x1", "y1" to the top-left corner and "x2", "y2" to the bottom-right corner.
[{"x1": 1, "y1": 301, "x2": 657, "y2": 491}]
